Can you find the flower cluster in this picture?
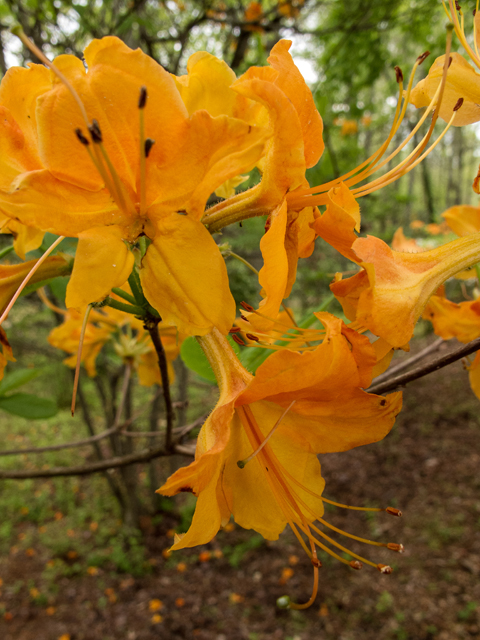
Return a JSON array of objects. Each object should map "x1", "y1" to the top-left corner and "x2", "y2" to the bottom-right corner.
[{"x1": 1, "y1": 0, "x2": 480, "y2": 607}]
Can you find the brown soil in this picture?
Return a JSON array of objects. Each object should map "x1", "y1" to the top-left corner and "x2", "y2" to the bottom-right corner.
[{"x1": 1, "y1": 353, "x2": 480, "y2": 640}]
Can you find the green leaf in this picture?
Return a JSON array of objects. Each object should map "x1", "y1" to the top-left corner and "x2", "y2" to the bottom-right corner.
[
  {"x1": 180, "y1": 336, "x2": 240, "y2": 384},
  {"x1": 0, "y1": 393, "x2": 57, "y2": 419},
  {"x1": 180, "y1": 337, "x2": 216, "y2": 383},
  {"x1": 0, "y1": 369, "x2": 39, "y2": 396}
]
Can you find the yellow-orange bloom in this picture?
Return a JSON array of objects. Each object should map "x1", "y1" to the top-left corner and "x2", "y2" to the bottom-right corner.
[
  {"x1": 48, "y1": 297, "x2": 180, "y2": 385},
  {"x1": 0, "y1": 255, "x2": 71, "y2": 315},
  {"x1": 331, "y1": 233, "x2": 480, "y2": 348},
  {"x1": 0, "y1": 37, "x2": 270, "y2": 335},
  {"x1": 197, "y1": 40, "x2": 324, "y2": 327},
  {"x1": 410, "y1": 53, "x2": 480, "y2": 126},
  {"x1": 442, "y1": 204, "x2": 480, "y2": 236},
  {"x1": 159, "y1": 314, "x2": 402, "y2": 602},
  {"x1": 423, "y1": 293, "x2": 480, "y2": 400}
]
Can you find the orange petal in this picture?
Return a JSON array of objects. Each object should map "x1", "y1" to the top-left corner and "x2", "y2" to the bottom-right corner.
[
  {"x1": 351, "y1": 233, "x2": 480, "y2": 347},
  {"x1": 442, "y1": 204, "x2": 480, "y2": 236},
  {"x1": 468, "y1": 351, "x2": 480, "y2": 401},
  {"x1": 175, "y1": 52, "x2": 237, "y2": 116},
  {"x1": 312, "y1": 182, "x2": 360, "y2": 262},
  {"x1": 266, "y1": 39, "x2": 324, "y2": 168},
  {"x1": 0, "y1": 63, "x2": 51, "y2": 164},
  {"x1": 65, "y1": 226, "x2": 134, "y2": 309},
  {"x1": 0, "y1": 170, "x2": 120, "y2": 237},
  {"x1": 423, "y1": 295, "x2": 480, "y2": 343},
  {"x1": 0, "y1": 255, "x2": 70, "y2": 314},
  {"x1": 140, "y1": 215, "x2": 235, "y2": 336},
  {"x1": 410, "y1": 53, "x2": 480, "y2": 126},
  {"x1": 244, "y1": 201, "x2": 289, "y2": 331}
]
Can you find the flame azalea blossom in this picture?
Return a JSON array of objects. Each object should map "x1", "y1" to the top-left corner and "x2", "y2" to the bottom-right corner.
[
  {"x1": 442, "y1": 204, "x2": 480, "y2": 236},
  {"x1": 423, "y1": 293, "x2": 480, "y2": 400},
  {"x1": 0, "y1": 255, "x2": 71, "y2": 315},
  {"x1": 159, "y1": 313, "x2": 402, "y2": 607},
  {"x1": 330, "y1": 233, "x2": 480, "y2": 349},
  {"x1": 410, "y1": 53, "x2": 480, "y2": 126},
  {"x1": 48, "y1": 297, "x2": 180, "y2": 385},
  {"x1": 193, "y1": 40, "x2": 323, "y2": 328},
  {"x1": 0, "y1": 37, "x2": 271, "y2": 336}
]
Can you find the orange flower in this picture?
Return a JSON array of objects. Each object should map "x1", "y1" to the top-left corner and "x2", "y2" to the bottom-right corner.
[
  {"x1": 0, "y1": 255, "x2": 71, "y2": 316},
  {"x1": 331, "y1": 233, "x2": 480, "y2": 348},
  {"x1": 0, "y1": 37, "x2": 269, "y2": 335},
  {"x1": 423, "y1": 293, "x2": 480, "y2": 401},
  {"x1": 410, "y1": 53, "x2": 480, "y2": 126},
  {"x1": 442, "y1": 204, "x2": 480, "y2": 236},
  {"x1": 48, "y1": 291, "x2": 180, "y2": 384},
  {"x1": 198, "y1": 40, "x2": 324, "y2": 326},
  {"x1": 159, "y1": 316, "x2": 402, "y2": 606}
]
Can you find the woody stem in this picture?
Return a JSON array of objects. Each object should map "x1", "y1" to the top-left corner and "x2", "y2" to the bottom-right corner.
[
  {"x1": 145, "y1": 317, "x2": 174, "y2": 451},
  {"x1": 368, "y1": 337, "x2": 480, "y2": 395}
]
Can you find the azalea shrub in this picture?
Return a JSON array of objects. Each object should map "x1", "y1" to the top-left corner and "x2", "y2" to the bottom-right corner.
[{"x1": 1, "y1": 0, "x2": 480, "y2": 610}]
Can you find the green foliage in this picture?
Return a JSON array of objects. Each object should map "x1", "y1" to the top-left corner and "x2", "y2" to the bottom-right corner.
[
  {"x1": 0, "y1": 369, "x2": 57, "y2": 419},
  {"x1": 0, "y1": 392, "x2": 57, "y2": 419}
]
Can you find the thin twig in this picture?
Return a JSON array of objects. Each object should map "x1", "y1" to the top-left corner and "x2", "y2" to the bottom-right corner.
[
  {"x1": 368, "y1": 337, "x2": 480, "y2": 395},
  {"x1": 373, "y1": 337, "x2": 445, "y2": 385},
  {"x1": 0, "y1": 443, "x2": 193, "y2": 479},
  {"x1": 121, "y1": 414, "x2": 206, "y2": 439},
  {"x1": 145, "y1": 319, "x2": 174, "y2": 451}
]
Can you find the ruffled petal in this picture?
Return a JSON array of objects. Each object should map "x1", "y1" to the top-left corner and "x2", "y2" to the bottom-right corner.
[
  {"x1": 410, "y1": 53, "x2": 480, "y2": 126},
  {"x1": 312, "y1": 182, "x2": 360, "y2": 262},
  {"x1": 66, "y1": 226, "x2": 134, "y2": 309},
  {"x1": 140, "y1": 214, "x2": 235, "y2": 336},
  {"x1": 0, "y1": 170, "x2": 121, "y2": 237}
]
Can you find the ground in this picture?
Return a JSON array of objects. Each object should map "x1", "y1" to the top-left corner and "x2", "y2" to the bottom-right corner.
[{"x1": 0, "y1": 345, "x2": 479, "y2": 640}]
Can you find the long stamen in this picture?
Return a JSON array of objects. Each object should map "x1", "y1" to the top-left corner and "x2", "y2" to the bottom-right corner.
[
  {"x1": 71, "y1": 303, "x2": 93, "y2": 416},
  {"x1": 75, "y1": 128, "x2": 123, "y2": 209},
  {"x1": 354, "y1": 105, "x2": 460, "y2": 198},
  {"x1": 0, "y1": 236, "x2": 65, "y2": 326},
  {"x1": 447, "y1": 0, "x2": 480, "y2": 68},
  {"x1": 237, "y1": 400, "x2": 296, "y2": 468}
]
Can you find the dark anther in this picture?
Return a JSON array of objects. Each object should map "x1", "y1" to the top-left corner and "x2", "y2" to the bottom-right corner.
[
  {"x1": 417, "y1": 51, "x2": 430, "y2": 65},
  {"x1": 229, "y1": 327, "x2": 241, "y2": 333},
  {"x1": 138, "y1": 86, "x2": 148, "y2": 109},
  {"x1": 75, "y1": 128, "x2": 90, "y2": 146},
  {"x1": 88, "y1": 119, "x2": 102, "y2": 143},
  {"x1": 453, "y1": 97, "x2": 464, "y2": 111},
  {"x1": 246, "y1": 333, "x2": 260, "y2": 342},
  {"x1": 240, "y1": 301, "x2": 254, "y2": 312},
  {"x1": 455, "y1": 1, "x2": 461, "y2": 10},
  {"x1": 448, "y1": 56, "x2": 453, "y2": 68},
  {"x1": 474, "y1": 8, "x2": 477, "y2": 16},
  {"x1": 144, "y1": 138, "x2": 155, "y2": 158},
  {"x1": 231, "y1": 334, "x2": 246, "y2": 346},
  {"x1": 386, "y1": 507, "x2": 402, "y2": 517},
  {"x1": 394, "y1": 66, "x2": 403, "y2": 83}
]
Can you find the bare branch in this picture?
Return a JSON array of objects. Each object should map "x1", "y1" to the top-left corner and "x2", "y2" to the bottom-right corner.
[
  {"x1": 0, "y1": 443, "x2": 193, "y2": 480},
  {"x1": 373, "y1": 337, "x2": 445, "y2": 386},
  {"x1": 368, "y1": 337, "x2": 480, "y2": 395},
  {"x1": 145, "y1": 319, "x2": 175, "y2": 451}
]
